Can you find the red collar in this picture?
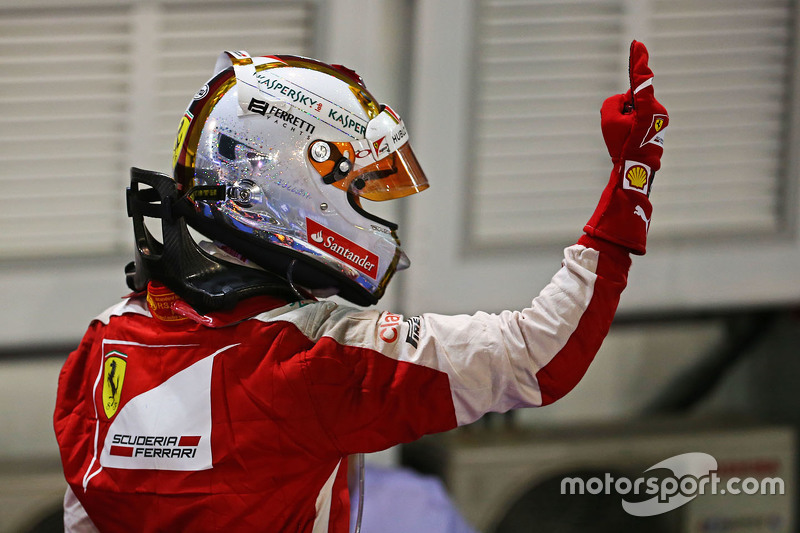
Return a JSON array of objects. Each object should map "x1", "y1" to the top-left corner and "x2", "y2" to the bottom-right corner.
[{"x1": 146, "y1": 282, "x2": 299, "y2": 328}]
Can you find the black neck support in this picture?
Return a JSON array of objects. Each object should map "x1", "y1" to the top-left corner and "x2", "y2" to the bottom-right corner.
[{"x1": 125, "y1": 167, "x2": 301, "y2": 314}]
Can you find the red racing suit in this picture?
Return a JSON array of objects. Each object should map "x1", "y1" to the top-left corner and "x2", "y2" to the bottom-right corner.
[{"x1": 54, "y1": 234, "x2": 630, "y2": 532}]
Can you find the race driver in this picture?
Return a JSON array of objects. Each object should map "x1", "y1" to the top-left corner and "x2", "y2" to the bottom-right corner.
[{"x1": 54, "y1": 41, "x2": 668, "y2": 532}]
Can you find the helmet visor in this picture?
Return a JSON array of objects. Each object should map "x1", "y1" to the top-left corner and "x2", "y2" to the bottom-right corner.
[
  {"x1": 311, "y1": 105, "x2": 429, "y2": 201},
  {"x1": 346, "y1": 142, "x2": 428, "y2": 201}
]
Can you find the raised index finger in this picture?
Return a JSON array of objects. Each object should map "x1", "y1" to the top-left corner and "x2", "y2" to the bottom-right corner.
[{"x1": 629, "y1": 40, "x2": 655, "y2": 107}]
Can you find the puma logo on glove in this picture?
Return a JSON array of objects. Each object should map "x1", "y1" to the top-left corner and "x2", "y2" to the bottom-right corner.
[{"x1": 634, "y1": 205, "x2": 650, "y2": 232}]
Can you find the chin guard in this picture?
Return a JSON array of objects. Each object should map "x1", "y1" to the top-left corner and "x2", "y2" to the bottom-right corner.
[{"x1": 125, "y1": 167, "x2": 300, "y2": 314}]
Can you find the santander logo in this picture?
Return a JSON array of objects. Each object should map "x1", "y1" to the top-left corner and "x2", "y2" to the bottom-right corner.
[{"x1": 306, "y1": 218, "x2": 379, "y2": 279}]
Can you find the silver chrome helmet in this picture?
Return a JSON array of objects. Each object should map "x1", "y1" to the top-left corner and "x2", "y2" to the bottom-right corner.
[{"x1": 172, "y1": 51, "x2": 429, "y2": 306}]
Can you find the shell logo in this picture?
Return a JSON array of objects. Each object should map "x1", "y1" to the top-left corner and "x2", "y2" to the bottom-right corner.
[{"x1": 626, "y1": 165, "x2": 648, "y2": 190}]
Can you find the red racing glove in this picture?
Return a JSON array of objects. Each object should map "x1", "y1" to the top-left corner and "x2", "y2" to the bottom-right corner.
[{"x1": 584, "y1": 40, "x2": 668, "y2": 255}]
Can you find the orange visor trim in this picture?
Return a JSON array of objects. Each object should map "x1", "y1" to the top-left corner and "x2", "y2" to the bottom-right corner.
[{"x1": 309, "y1": 141, "x2": 429, "y2": 201}]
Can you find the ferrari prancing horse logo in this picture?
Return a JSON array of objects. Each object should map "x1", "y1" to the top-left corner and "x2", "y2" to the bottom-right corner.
[
  {"x1": 654, "y1": 118, "x2": 664, "y2": 132},
  {"x1": 102, "y1": 352, "x2": 127, "y2": 419}
]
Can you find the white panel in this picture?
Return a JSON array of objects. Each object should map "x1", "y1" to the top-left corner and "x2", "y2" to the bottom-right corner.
[
  {"x1": 0, "y1": 6, "x2": 132, "y2": 257},
  {"x1": 469, "y1": 0, "x2": 625, "y2": 246},
  {"x1": 649, "y1": 0, "x2": 792, "y2": 238},
  {"x1": 467, "y1": 0, "x2": 794, "y2": 248}
]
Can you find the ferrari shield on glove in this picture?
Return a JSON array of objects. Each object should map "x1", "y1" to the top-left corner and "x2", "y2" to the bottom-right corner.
[{"x1": 584, "y1": 40, "x2": 669, "y2": 255}]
